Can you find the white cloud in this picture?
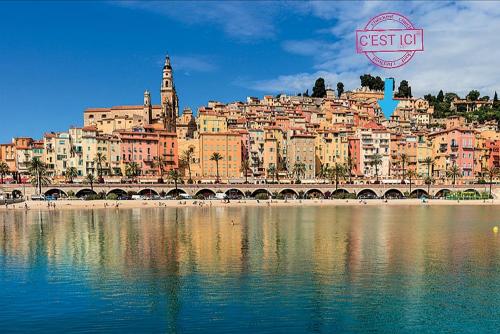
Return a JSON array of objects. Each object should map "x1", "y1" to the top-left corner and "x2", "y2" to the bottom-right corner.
[
  {"x1": 172, "y1": 55, "x2": 217, "y2": 73},
  {"x1": 116, "y1": 0, "x2": 281, "y2": 40},
  {"x1": 256, "y1": 0, "x2": 500, "y2": 98},
  {"x1": 249, "y1": 70, "x2": 358, "y2": 94}
]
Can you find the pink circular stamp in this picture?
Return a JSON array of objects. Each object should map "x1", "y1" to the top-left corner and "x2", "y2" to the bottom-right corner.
[{"x1": 356, "y1": 12, "x2": 424, "y2": 68}]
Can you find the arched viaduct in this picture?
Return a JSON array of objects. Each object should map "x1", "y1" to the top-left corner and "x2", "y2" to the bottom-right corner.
[{"x1": 2, "y1": 183, "x2": 497, "y2": 200}]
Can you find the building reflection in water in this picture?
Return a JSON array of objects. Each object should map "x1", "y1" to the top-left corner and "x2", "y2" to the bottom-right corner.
[{"x1": 1, "y1": 205, "x2": 500, "y2": 332}]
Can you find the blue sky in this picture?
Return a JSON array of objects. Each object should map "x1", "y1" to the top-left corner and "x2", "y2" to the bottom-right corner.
[{"x1": 1, "y1": 1, "x2": 499, "y2": 142}]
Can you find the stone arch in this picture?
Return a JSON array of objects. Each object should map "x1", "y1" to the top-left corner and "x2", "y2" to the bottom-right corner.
[
  {"x1": 138, "y1": 188, "x2": 159, "y2": 197},
  {"x1": 305, "y1": 189, "x2": 324, "y2": 199},
  {"x1": 107, "y1": 188, "x2": 128, "y2": 197},
  {"x1": 251, "y1": 188, "x2": 272, "y2": 198},
  {"x1": 195, "y1": 189, "x2": 216, "y2": 199},
  {"x1": 44, "y1": 188, "x2": 67, "y2": 198},
  {"x1": 330, "y1": 188, "x2": 351, "y2": 199},
  {"x1": 279, "y1": 188, "x2": 298, "y2": 199},
  {"x1": 384, "y1": 189, "x2": 404, "y2": 199},
  {"x1": 434, "y1": 189, "x2": 451, "y2": 198},
  {"x1": 75, "y1": 188, "x2": 97, "y2": 198},
  {"x1": 225, "y1": 188, "x2": 245, "y2": 199},
  {"x1": 166, "y1": 188, "x2": 187, "y2": 197},
  {"x1": 357, "y1": 189, "x2": 378, "y2": 199},
  {"x1": 11, "y1": 189, "x2": 23, "y2": 199},
  {"x1": 410, "y1": 189, "x2": 428, "y2": 199}
]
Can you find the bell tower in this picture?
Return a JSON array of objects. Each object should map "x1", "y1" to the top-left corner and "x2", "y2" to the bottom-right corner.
[
  {"x1": 143, "y1": 90, "x2": 152, "y2": 124},
  {"x1": 160, "y1": 55, "x2": 179, "y2": 132}
]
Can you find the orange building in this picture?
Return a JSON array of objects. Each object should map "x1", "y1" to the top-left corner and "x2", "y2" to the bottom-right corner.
[{"x1": 199, "y1": 132, "x2": 242, "y2": 180}]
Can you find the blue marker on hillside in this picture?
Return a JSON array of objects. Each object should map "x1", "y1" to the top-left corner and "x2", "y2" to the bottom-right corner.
[{"x1": 378, "y1": 78, "x2": 399, "y2": 119}]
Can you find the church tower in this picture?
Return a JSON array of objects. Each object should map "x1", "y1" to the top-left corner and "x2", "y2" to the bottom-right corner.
[
  {"x1": 143, "y1": 90, "x2": 152, "y2": 124},
  {"x1": 160, "y1": 55, "x2": 179, "y2": 132}
]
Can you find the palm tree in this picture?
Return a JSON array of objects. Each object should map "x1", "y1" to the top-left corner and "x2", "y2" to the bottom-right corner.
[
  {"x1": 125, "y1": 162, "x2": 141, "y2": 181},
  {"x1": 346, "y1": 156, "x2": 355, "y2": 184},
  {"x1": 400, "y1": 153, "x2": 408, "y2": 184},
  {"x1": 93, "y1": 152, "x2": 107, "y2": 183},
  {"x1": 267, "y1": 164, "x2": 277, "y2": 183},
  {"x1": 407, "y1": 169, "x2": 417, "y2": 196},
  {"x1": 328, "y1": 163, "x2": 345, "y2": 191},
  {"x1": 168, "y1": 169, "x2": 181, "y2": 196},
  {"x1": 180, "y1": 148, "x2": 194, "y2": 184},
  {"x1": 210, "y1": 152, "x2": 223, "y2": 183},
  {"x1": 446, "y1": 164, "x2": 461, "y2": 186},
  {"x1": 318, "y1": 164, "x2": 329, "y2": 183},
  {"x1": 0, "y1": 161, "x2": 9, "y2": 184},
  {"x1": 484, "y1": 166, "x2": 499, "y2": 199},
  {"x1": 153, "y1": 155, "x2": 167, "y2": 183},
  {"x1": 425, "y1": 176, "x2": 434, "y2": 198},
  {"x1": 370, "y1": 153, "x2": 383, "y2": 183},
  {"x1": 240, "y1": 158, "x2": 251, "y2": 183},
  {"x1": 292, "y1": 162, "x2": 306, "y2": 183},
  {"x1": 85, "y1": 173, "x2": 96, "y2": 191},
  {"x1": 423, "y1": 157, "x2": 434, "y2": 178},
  {"x1": 65, "y1": 167, "x2": 78, "y2": 184},
  {"x1": 28, "y1": 157, "x2": 50, "y2": 195}
]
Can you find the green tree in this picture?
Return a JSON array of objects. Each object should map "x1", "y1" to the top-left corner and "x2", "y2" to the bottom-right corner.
[
  {"x1": 423, "y1": 157, "x2": 434, "y2": 178},
  {"x1": 328, "y1": 163, "x2": 345, "y2": 191},
  {"x1": 395, "y1": 80, "x2": 412, "y2": 98},
  {"x1": 180, "y1": 148, "x2": 194, "y2": 183},
  {"x1": 494, "y1": 91, "x2": 499, "y2": 109},
  {"x1": 336, "y1": 82, "x2": 344, "y2": 98},
  {"x1": 93, "y1": 152, "x2": 106, "y2": 183},
  {"x1": 210, "y1": 152, "x2": 223, "y2": 183},
  {"x1": 437, "y1": 90, "x2": 444, "y2": 102},
  {"x1": 466, "y1": 90, "x2": 480, "y2": 101},
  {"x1": 152, "y1": 155, "x2": 167, "y2": 183},
  {"x1": 399, "y1": 153, "x2": 408, "y2": 183},
  {"x1": 292, "y1": 162, "x2": 306, "y2": 183},
  {"x1": 346, "y1": 155, "x2": 355, "y2": 184},
  {"x1": 446, "y1": 164, "x2": 461, "y2": 186},
  {"x1": 424, "y1": 176, "x2": 434, "y2": 198},
  {"x1": 125, "y1": 162, "x2": 141, "y2": 180},
  {"x1": 168, "y1": 169, "x2": 181, "y2": 196},
  {"x1": 370, "y1": 153, "x2": 383, "y2": 183},
  {"x1": 312, "y1": 77, "x2": 326, "y2": 98},
  {"x1": 484, "y1": 166, "x2": 499, "y2": 199},
  {"x1": 407, "y1": 169, "x2": 417, "y2": 195},
  {"x1": 0, "y1": 161, "x2": 10, "y2": 184},
  {"x1": 318, "y1": 163, "x2": 329, "y2": 183},
  {"x1": 85, "y1": 173, "x2": 95, "y2": 191},
  {"x1": 64, "y1": 167, "x2": 78, "y2": 183},
  {"x1": 267, "y1": 165, "x2": 277, "y2": 183},
  {"x1": 28, "y1": 157, "x2": 50, "y2": 195},
  {"x1": 240, "y1": 158, "x2": 251, "y2": 184}
]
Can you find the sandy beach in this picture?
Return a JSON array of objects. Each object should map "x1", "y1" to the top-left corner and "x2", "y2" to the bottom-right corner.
[{"x1": 0, "y1": 198, "x2": 499, "y2": 211}]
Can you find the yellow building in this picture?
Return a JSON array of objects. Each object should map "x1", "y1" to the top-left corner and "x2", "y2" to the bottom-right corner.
[
  {"x1": 199, "y1": 132, "x2": 242, "y2": 180},
  {"x1": 415, "y1": 134, "x2": 432, "y2": 177},
  {"x1": 315, "y1": 130, "x2": 349, "y2": 175},
  {"x1": 197, "y1": 111, "x2": 227, "y2": 133},
  {"x1": 263, "y1": 131, "x2": 278, "y2": 177}
]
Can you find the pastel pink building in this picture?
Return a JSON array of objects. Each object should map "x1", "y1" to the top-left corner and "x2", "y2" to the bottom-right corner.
[{"x1": 117, "y1": 126, "x2": 178, "y2": 177}]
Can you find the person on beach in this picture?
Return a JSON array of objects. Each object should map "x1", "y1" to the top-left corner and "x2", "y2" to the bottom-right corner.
[{"x1": 24, "y1": 203, "x2": 29, "y2": 210}]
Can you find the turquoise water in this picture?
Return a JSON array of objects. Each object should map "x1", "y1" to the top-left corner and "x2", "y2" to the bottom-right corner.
[{"x1": 1, "y1": 205, "x2": 500, "y2": 333}]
